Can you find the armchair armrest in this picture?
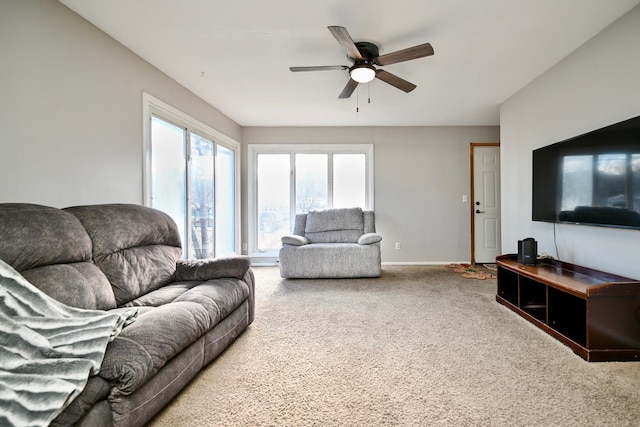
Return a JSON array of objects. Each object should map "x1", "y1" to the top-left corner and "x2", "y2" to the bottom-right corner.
[
  {"x1": 281, "y1": 235, "x2": 310, "y2": 246},
  {"x1": 358, "y1": 233, "x2": 382, "y2": 245},
  {"x1": 175, "y1": 256, "x2": 251, "y2": 281}
]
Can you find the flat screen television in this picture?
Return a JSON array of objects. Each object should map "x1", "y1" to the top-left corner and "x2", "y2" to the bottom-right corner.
[{"x1": 532, "y1": 115, "x2": 640, "y2": 230}]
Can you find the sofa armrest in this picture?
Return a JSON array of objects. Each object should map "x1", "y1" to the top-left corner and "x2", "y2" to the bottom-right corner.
[
  {"x1": 358, "y1": 233, "x2": 382, "y2": 245},
  {"x1": 175, "y1": 256, "x2": 252, "y2": 281},
  {"x1": 281, "y1": 235, "x2": 310, "y2": 246}
]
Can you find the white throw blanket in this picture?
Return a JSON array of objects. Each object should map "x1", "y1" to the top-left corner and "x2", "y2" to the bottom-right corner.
[{"x1": 0, "y1": 260, "x2": 137, "y2": 427}]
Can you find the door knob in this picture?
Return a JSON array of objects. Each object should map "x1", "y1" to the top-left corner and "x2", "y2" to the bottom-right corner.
[{"x1": 476, "y1": 209, "x2": 485, "y2": 214}]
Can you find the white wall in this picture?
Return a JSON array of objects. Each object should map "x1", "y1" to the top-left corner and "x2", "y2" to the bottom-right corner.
[
  {"x1": 242, "y1": 126, "x2": 499, "y2": 263},
  {"x1": 0, "y1": 0, "x2": 240, "y2": 208},
  {"x1": 500, "y1": 5, "x2": 640, "y2": 279}
]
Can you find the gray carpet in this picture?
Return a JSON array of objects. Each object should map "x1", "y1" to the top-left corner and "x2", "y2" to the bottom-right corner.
[{"x1": 149, "y1": 266, "x2": 640, "y2": 426}]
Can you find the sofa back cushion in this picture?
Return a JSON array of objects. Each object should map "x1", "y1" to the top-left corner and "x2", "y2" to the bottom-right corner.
[
  {"x1": 65, "y1": 204, "x2": 182, "y2": 306},
  {"x1": 304, "y1": 208, "x2": 364, "y2": 243},
  {"x1": 0, "y1": 203, "x2": 116, "y2": 310}
]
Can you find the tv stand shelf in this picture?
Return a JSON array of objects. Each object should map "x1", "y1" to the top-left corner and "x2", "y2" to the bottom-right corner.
[{"x1": 496, "y1": 254, "x2": 640, "y2": 362}]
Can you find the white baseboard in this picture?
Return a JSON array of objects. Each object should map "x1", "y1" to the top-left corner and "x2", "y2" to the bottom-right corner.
[
  {"x1": 252, "y1": 261, "x2": 472, "y2": 267},
  {"x1": 382, "y1": 261, "x2": 471, "y2": 266}
]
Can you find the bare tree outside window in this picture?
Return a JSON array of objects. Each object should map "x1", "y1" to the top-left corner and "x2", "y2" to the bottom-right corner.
[
  {"x1": 295, "y1": 154, "x2": 327, "y2": 213},
  {"x1": 189, "y1": 134, "x2": 214, "y2": 259}
]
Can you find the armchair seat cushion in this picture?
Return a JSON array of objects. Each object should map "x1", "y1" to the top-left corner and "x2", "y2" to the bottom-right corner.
[{"x1": 280, "y1": 243, "x2": 381, "y2": 278}]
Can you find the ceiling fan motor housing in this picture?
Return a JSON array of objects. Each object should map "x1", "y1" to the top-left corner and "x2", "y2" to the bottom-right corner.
[{"x1": 351, "y1": 41, "x2": 379, "y2": 61}]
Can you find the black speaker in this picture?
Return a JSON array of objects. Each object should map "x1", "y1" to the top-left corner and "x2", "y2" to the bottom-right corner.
[{"x1": 518, "y1": 238, "x2": 537, "y2": 265}]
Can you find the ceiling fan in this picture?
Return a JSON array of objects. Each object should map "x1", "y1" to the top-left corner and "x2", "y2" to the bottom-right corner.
[{"x1": 289, "y1": 26, "x2": 434, "y2": 99}]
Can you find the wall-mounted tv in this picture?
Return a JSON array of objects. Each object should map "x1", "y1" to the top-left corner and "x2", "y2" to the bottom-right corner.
[{"x1": 532, "y1": 115, "x2": 640, "y2": 230}]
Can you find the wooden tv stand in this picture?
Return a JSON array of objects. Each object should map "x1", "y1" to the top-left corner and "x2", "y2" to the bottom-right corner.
[{"x1": 495, "y1": 254, "x2": 640, "y2": 362}]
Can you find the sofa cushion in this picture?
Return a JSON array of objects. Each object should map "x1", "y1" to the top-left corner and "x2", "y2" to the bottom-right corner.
[
  {"x1": 94, "y1": 246, "x2": 181, "y2": 306},
  {"x1": 121, "y1": 281, "x2": 199, "y2": 307},
  {"x1": 0, "y1": 204, "x2": 116, "y2": 310},
  {"x1": 66, "y1": 204, "x2": 182, "y2": 306},
  {"x1": 174, "y1": 278, "x2": 250, "y2": 320},
  {"x1": 21, "y1": 263, "x2": 117, "y2": 310},
  {"x1": 99, "y1": 278, "x2": 249, "y2": 394},
  {"x1": 0, "y1": 203, "x2": 92, "y2": 271},
  {"x1": 304, "y1": 208, "x2": 364, "y2": 243},
  {"x1": 100, "y1": 302, "x2": 210, "y2": 395}
]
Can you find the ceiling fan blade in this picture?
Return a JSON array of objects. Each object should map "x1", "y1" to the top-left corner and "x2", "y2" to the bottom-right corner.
[
  {"x1": 374, "y1": 43, "x2": 434, "y2": 66},
  {"x1": 375, "y1": 70, "x2": 417, "y2": 93},
  {"x1": 338, "y1": 78, "x2": 359, "y2": 99},
  {"x1": 328, "y1": 26, "x2": 362, "y2": 60},
  {"x1": 289, "y1": 65, "x2": 349, "y2": 72}
]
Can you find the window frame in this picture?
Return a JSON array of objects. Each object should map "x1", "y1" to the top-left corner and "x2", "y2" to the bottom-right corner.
[
  {"x1": 247, "y1": 143, "x2": 374, "y2": 261},
  {"x1": 142, "y1": 92, "x2": 241, "y2": 256}
]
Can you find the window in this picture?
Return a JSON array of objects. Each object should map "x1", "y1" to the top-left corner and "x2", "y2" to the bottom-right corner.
[
  {"x1": 143, "y1": 93, "x2": 240, "y2": 259},
  {"x1": 248, "y1": 144, "x2": 374, "y2": 259}
]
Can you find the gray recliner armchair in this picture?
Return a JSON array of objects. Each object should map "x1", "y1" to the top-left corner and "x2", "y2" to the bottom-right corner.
[{"x1": 279, "y1": 207, "x2": 382, "y2": 279}]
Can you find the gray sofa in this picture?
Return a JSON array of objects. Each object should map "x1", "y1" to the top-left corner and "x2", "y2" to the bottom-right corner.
[
  {"x1": 279, "y1": 207, "x2": 382, "y2": 278},
  {"x1": 0, "y1": 203, "x2": 254, "y2": 426}
]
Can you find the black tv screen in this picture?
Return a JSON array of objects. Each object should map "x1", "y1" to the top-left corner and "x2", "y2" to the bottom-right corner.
[{"x1": 532, "y1": 115, "x2": 640, "y2": 230}]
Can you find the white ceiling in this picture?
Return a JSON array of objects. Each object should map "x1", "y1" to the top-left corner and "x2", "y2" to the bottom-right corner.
[{"x1": 59, "y1": 0, "x2": 639, "y2": 127}]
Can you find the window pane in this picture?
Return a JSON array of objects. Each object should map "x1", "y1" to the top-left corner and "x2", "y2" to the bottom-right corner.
[
  {"x1": 189, "y1": 133, "x2": 214, "y2": 259},
  {"x1": 333, "y1": 154, "x2": 365, "y2": 208},
  {"x1": 257, "y1": 154, "x2": 290, "y2": 251},
  {"x1": 296, "y1": 154, "x2": 327, "y2": 213},
  {"x1": 216, "y1": 145, "x2": 235, "y2": 256},
  {"x1": 151, "y1": 116, "x2": 187, "y2": 250}
]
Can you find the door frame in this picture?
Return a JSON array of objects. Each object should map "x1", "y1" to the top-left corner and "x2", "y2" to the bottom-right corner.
[{"x1": 469, "y1": 142, "x2": 500, "y2": 265}]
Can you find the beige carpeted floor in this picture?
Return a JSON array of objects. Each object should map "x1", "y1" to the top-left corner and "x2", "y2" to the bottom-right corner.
[{"x1": 149, "y1": 266, "x2": 640, "y2": 426}]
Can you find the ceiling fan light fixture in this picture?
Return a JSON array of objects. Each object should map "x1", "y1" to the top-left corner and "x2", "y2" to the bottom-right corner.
[{"x1": 350, "y1": 64, "x2": 376, "y2": 83}]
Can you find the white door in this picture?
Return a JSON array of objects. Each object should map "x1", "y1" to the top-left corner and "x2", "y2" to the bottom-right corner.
[{"x1": 473, "y1": 146, "x2": 501, "y2": 263}]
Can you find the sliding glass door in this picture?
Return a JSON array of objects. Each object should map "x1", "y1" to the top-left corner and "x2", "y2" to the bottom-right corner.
[
  {"x1": 151, "y1": 116, "x2": 187, "y2": 244},
  {"x1": 149, "y1": 114, "x2": 236, "y2": 259}
]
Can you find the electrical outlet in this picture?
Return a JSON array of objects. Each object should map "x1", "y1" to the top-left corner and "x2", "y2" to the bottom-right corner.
[
  {"x1": 462, "y1": 194, "x2": 468, "y2": 202},
  {"x1": 242, "y1": 243, "x2": 247, "y2": 251},
  {"x1": 395, "y1": 242, "x2": 401, "y2": 250}
]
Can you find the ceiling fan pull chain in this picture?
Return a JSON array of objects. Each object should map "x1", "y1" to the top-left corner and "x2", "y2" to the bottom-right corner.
[
  {"x1": 368, "y1": 83, "x2": 371, "y2": 104},
  {"x1": 356, "y1": 86, "x2": 359, "y2": 113}
]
